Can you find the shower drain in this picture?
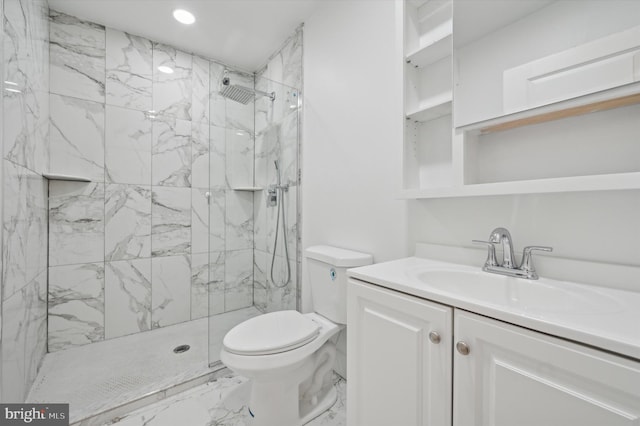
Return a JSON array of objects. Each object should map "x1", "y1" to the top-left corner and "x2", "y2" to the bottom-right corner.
[{"x1": 173, "y1": 344, "x2": 190, "y2": 354}]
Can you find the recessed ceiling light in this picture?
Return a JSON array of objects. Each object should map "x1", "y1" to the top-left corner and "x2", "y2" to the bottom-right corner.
[
  {"x1": 157, "y1": 66, "x2": 174, "y2": 74},
  {"x1": 173, "y1": 9, "x2": 195, "y2": 25}
]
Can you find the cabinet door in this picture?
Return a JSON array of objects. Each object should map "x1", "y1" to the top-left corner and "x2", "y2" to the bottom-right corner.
[
  {"x1": 347, "y1": 279, "x2": 452, "y2": 426},
  {"x1": 454, "y1": 310, "x2": 640, "y2": 426}
]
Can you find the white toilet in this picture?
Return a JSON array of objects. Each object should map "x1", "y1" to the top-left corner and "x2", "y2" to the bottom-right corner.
[{"x1": 220, "y1": 245, "x2": 372, "y2": 426}]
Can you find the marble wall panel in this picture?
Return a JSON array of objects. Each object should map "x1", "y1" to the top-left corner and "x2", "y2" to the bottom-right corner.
[
  {"x1": 209, "y1": 62, "x2": 226, "y2": 128},
  {"x1": 1, "y1": 273, "x2": 46, "y2": 402},
  {"x1": 225, "y1": 190, "x2": 253, "y2": 251},
  {"x1": 191, "y1": 188, "x2": 209, "y2": 255},
  {"x1": 208, "y1": 251, "x2": 225, "y2": 315},
  {"x1": 209, "y1": 125, "x2": 226, "y2": 189},
  {"x1": 48, "y1": 263, "x2": 105, "y2": 352},
  {"x1": 191, "y1": 121, "x2": 209, "y2": 189},
  {"x1": 190, "y1": 253, "x2": 209, "y2": 320},
  {"x1": 49, "y1": 181, "x2": 104, "y2": 266},
  {"x1": 105, "y1": 259, "x2": 152, "y2": 339},
  {"x1": 49, "y1": 94, "x2": 105, "y2": 181},
  {"x1": 224, "y1": 70, "x2": 254, "y2": 133},
  {"x1": 3, "y1": 161, "x2": 29, "y2": 297},
  {"x1": 49, "y1": 10, "x2": 105, "y2": 102},
  {"x1": 209, "y1": 189, "x2": 226, "y2": 252},
  {"x1": 151, "y1": 186, "x2": 191, "y2": 257},
  {"x1": 105, "y1": 28, "x2": 152, "y2": 111},
  {"x1": 105, "y1": 184, "x2": 152, "y2": 261},
  {"x1": 151, "y1": 255, "x2": 190, "y2": 328},
  {"x1": 152, "y1": 116, "x2": 191, "y2": 187},
  {"x1": 105, "y1": 105, "x2": 152, "y2": 185},
  {"x1": 226, "y1": 129, "x2": 254, "y2": 188},
  {"x1": 191, "y1": 55, "x2": 210, "y2": 124},
  {"x1": 152, "y1": 43, "x2": 192, "y2": 120},
  {"x1": 224, "y1": 249, "x2": 253, "y2": 311}
]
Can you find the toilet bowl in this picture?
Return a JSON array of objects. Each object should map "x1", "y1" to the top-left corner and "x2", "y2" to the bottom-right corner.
[{"x1": 220, "y1": 246, "x2": 373, "y2": 426}]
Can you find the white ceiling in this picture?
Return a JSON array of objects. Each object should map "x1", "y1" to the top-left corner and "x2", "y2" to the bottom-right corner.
[{"x1": 47, "y1": 0, "x2": 322, "y2": 71}]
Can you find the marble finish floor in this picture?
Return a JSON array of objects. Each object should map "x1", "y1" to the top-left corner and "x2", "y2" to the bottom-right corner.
[
  {"x1": 109, "y1": 373, "x2": 346, "y2": 426},
  {"x1": 27, "y1": 307, "x2": 261, "y2": 424}
]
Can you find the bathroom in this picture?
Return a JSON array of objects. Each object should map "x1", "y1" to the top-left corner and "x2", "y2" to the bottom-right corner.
[{"x1": 1, "y1": 0, "x2": 639, "y2": 425}]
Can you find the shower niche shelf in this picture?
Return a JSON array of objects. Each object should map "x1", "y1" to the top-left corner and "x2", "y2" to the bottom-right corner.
[
  {"x1": 43, "y1": 173, "x2": 91, "y2": 182},
  {"x1": 232, "y1": 186, "x2": 263, "y2": 192},
  {"x1": 399, "y1": 0, "x2": 640, "y2": 199}
]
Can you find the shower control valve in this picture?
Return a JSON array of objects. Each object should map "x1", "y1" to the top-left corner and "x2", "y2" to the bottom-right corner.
[{"x1": 267, "y1": 185, "x2": 278, "y2": 207}]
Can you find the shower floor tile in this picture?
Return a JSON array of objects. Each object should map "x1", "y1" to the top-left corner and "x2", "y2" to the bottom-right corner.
[
  {"x1": 27, "y1": 307, "x2": 262, "y2": 424},
  {"x1": 109, "y1": 373, "x2": 347, "y2": 426}
]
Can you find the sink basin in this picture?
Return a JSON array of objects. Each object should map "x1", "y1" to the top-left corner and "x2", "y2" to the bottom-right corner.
[{"x1": 412, "y1": 268, "x2": 622, "y2": 315}]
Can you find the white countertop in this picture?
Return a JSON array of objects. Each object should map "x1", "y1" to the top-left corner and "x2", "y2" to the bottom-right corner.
[{"x1": 348, "y1": 257, "x2": 640, "y2": 361}]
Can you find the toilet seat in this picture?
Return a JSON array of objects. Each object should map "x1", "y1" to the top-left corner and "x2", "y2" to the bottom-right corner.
[{"x1": 223, "y1": 310, "x2": 320, "y2": 356}]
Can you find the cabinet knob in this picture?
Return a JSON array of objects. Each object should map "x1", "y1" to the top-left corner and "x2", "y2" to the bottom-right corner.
[
  {"x1": 456, "y1": 341, "x2": 470, "y2": 355},
  {"x1": 428, "y1": 331, "x2": 441, "y2": 344}
]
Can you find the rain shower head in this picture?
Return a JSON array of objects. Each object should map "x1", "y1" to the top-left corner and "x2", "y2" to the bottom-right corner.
[{"x1": 220, "y1": 76, "x2": 275, "y2": 104}]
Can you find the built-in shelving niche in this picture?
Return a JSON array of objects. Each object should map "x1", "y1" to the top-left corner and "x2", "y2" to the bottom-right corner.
[{"x1": 400, "y1": 0, "x2": 640, "y2": 199}]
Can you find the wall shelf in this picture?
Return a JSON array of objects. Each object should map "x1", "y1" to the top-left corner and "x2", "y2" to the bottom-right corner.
[
  {"x1": 43, "y1": 173, "x2": 91, "y2": 182},
  {"x1": 477, "y1": 91, "x2": 640, "y2": 134},
  {"x1": 232, "y1": 186, "x2": 263, "y2": 192},
  {"x1": 405, "y1": 21, "x2": 452, "y2": 68},
  {"x1": 399, "y1": 172, "x2": 640, "y2": 199},
  {"x1": 406, "y1": 91, "x2": 452, "y2": 122}
]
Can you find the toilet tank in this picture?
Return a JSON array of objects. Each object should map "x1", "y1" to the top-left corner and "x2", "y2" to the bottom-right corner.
[{"x1": 305, "y1": 245, "x2": 373, "y2": 324}]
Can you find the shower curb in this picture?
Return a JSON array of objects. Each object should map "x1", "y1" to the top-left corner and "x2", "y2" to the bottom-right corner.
[{"x1": 71, "y1": 363, "x2": 230, "y2": 426}]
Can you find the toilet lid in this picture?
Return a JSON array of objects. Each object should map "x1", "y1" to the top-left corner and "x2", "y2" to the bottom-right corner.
[{"x1": 223, "y1": 310, "x2": 321, "y2": 356}]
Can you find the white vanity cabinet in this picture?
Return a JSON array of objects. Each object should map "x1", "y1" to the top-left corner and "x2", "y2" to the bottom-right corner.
[
  {"x1": 454, "y1": 310, "x2": 640, "y2": 426},
  {"x1": 346, "y1": 279, "x2": 453, "y2": 426},
  {"x1": 347, "y1": 279, "x2": 640, "y2": 426}
]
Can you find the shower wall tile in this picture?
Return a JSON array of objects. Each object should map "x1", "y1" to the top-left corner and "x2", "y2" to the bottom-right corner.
[
  {"x1": 209, "y1": 189, "x2": 226, "y2": 252},
  {"x1": 253, "y1": 249, "x2": 296, "y2": 313},
  {"x1": 4, "y1": 0, "x2": 50, "y2": 173},
  {"x1": 191, "y1": 188, "x2": 209, "y2": 255},
  {"x1": 253, "y1": 250, "x2": 268, "y2": 313},
  {"x1": 25, "y1": 171, "x2": 48, "y2": 282},
  {"x1": 253, "y1": 189, "x2": 269, "y2": 253},
  {"x1": 151, "y1": 255, "x2": 191, "y2": 328},
  {"x1": 209, "y1": 62, "x2": 226, "y2": 128},
  {"x1": 152, "y1": 43, "x2": 192, "y2": 120},
  {"x1": 226, "y1": 128, "x2": 254, "y2": 188},
  {"x1": 224, "y1": 70, "x2": 254, "y2": 133},
  {"x1": 192, "y1": 55, "x2": 210, "y2": 124},
  {"x1": 3, "y1": 161, "x2": 29, "y2": 298},
  {"x1": 225, "y1": 190, "x2": 253, "y2": 251},
  {"x1": 152, "y1": 116, "x2": 192, "y2": 187},
  {"x1": 49, "y1": 10, "x2": 105, "y2": 103},
  {"x1": 49, "y1": 181, "x2": 105, "y2": 266},
  {"x1": 279, "y1": 110, "x2": 299, "y2": 185},
  {"x1": 209, "y1": 125, "x2": 226, "y2": 189},
  {"x1": 49, "y1": 94, "x2": 105, "y2": 182},
  {"x1": 105, "y1": 184, "x2": 152, "y2": 261},
  {"x1": 23, "y1": 272, "x2": 48, "y2": 397},
  {"x1": 209, "y1": 251, "x2": 225, "y2": 315},
  {"x1": 191, "y1": 121, "x2": 210, "y2": 189},
  {"x1": 105, "y1": 28, "x2": 152, "y2": 111},
  {"x1": 48, "y1": 262, "x2": 105, "y2": 352},
  {"x1": 224, "y1": 249, "x2": 254, "y2": 311},
  {"x1": 105, "y1": 105, "x2": 152, "y2": 185},
  {"x1": 105, "y1": 259, "x2": 152, "y2": 339},
  {"x1": 190, "y1": 253, "x2": 209, "y2": 320},
  {"x1": 151, "y1": 186, "x2": 191, "y2": 257},
  {"x1": 259, "y1": 29, "x2": 302, "y2": 90},
  {"x1": 1, "y1": 273, "x2": 46, "y2": 402}
]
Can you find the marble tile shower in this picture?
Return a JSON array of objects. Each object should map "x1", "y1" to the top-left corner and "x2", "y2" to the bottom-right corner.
[
  {"x1": 1, "y1": 0, "x2": 50, "y2": 402},
  {"x1": 253, "y1": 28, "x2": 302, "y2": 314},
  {"x1": 46, "y1": 11, "x2": 260, "y2": 352}
]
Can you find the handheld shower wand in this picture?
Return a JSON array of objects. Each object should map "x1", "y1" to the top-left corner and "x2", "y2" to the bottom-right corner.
[{"x1": 270, "y1": 160, "x2": 291, "y2": 288}]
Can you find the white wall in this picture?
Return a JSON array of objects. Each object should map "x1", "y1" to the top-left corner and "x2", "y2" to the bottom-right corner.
[
  {"x1": 408, "y1": 188, "x2": 640, "y2": 271},
  {"x1": 302, "y1": 0, "x2": 408, "y2": 309}
]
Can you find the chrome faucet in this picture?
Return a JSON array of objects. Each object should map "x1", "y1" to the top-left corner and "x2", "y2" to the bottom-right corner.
[{"x1": 473, "y1": 227, "x2": 552, "y2": 280}]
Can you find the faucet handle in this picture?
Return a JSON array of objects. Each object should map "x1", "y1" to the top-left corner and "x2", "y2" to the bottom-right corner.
[
  {"x1": 472, "y1": 240, "x2": 498, "y2": 267},
  {"x1": 520, "y1": 246, "x2": 553, "y2": 279}
]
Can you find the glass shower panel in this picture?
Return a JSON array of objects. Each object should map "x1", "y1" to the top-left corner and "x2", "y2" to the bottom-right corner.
[{"x1": 207, "y1": 73, "x2": 301, "y2": 367}]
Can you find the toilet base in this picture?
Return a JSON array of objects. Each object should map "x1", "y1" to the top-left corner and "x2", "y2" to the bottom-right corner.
[{"x1": 300, "y1": 385, "x2": 337, "y2": 425}]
